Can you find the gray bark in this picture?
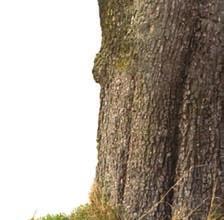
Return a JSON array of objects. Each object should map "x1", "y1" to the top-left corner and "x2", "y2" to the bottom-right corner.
[{"x1": 93, "y1": 1, "x2": 224, "y2": 219}]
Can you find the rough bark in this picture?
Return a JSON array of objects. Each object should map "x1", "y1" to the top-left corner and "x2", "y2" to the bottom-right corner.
[{"x1": 93, "y1": 0, "x2": 224, "y2": 219}]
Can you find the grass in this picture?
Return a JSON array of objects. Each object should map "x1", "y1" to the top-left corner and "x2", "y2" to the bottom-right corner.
[
  {"x1": 31, "y1": 180, "x2": 224, "y2": 220},
  {"x1": 32, "y1": 214, "x2": 69, "y2": 220},
  {"x1": 31, "y1": 184, "x2": 121, "y2": 220}
]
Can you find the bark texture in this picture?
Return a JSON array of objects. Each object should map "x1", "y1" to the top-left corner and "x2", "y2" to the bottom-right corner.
[{"x1": 93, "y1": 0, "x2": 224, "y2": 219}]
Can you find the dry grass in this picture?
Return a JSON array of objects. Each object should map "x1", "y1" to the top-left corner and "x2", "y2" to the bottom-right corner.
[
  {"x1": 70, "y1": 184, "x2": 121, "y2": 220},
  {"x1": 138, "y1": 165, "x2": 224, "y2": 220},
  {"x1": 31, "y1": 168, "x2": 224, "y2": 220},
  {"x1": 72, "y1": 182, "x2": 224, "y2": 220},
  {"x1": 207, "y1": 199, "x2": 224, "y2": 220},
  {"x1": 89, "y1": 184, "x2": 121, "y2": 220}
]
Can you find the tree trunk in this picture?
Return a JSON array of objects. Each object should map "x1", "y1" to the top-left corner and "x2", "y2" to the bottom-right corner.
[{"x1": 92, "y1": 0, "x2": 224, "y2": 219}]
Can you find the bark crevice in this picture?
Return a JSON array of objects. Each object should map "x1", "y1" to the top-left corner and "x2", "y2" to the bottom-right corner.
[{"x1": 166, "y1": 18, "x2": 202, "y2": 214}]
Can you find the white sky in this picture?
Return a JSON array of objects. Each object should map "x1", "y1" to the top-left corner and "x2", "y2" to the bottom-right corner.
[{"x1": 0, "y1": 1, "x2": 101, "y2": 219}]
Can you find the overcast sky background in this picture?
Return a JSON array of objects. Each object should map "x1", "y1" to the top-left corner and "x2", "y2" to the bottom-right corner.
[{"x1": 0, "y1": 1, "x2": 101, "y2": 219}]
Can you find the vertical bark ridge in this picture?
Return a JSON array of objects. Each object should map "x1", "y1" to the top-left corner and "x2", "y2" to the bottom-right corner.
[
  {"x1": 172, "y1": 1, "x2": 224, "y2": 219},
  {"x1": 119, "y1": 74, "x2": 136, "y2": 203},
  {"x1": 215, "y1": 2, "x2": 224, "y2": 215},
  {"x1": 95, "y1": 74, "x2": 136, "y2": 204},
  {"x1": 93, "y1": 0, "x2": 137, "y2": 205}
]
